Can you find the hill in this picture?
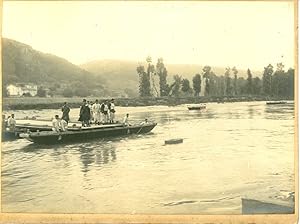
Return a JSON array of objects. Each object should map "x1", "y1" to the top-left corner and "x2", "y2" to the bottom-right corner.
[
  {"x1": 81, "y1": 59, "x2": 262, "y2": 97},
  {"x1": 2, "y1": 38, "x2": 105, "y2": 96},
  {"x1": 2, "y1": 38, "x2": 263, "y2": 98}
]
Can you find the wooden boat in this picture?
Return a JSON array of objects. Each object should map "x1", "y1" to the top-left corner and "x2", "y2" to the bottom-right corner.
[
  {"x1": 187, "y1": 104, "x2": 206, "y2": 110},
  {"x1": 165, "y1": 138, "x2": 183, "y2": 145},
  {"x1": 19, "y1": 122, "x2": 157, "y2": 144},
  {"x1": 242, "y1": 198, "x2": 294, "y2": 214},
  {"x1": 266, "y1": 101, "x2": 287, "y2": 105}
]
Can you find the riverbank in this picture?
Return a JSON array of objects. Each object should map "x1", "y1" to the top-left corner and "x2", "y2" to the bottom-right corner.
[{"x1": 3, "y1": 96, "x2": 293, "y2": 110}]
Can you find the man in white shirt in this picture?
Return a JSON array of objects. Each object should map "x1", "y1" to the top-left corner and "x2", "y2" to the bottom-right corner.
[
  {"x1": 60, "y1": 118, "x2": 68, "y2": 132},
  {"x1": 7, "y1": 114, "x2": 16, "y2": 131},
  {"x1": 52, "y1": 115, "x2": 60, "y2": 132},
  {"x1": 123, "y1": 113, "x2": 130, "y2": 126},
  {"x1": 92, "y1": 99, "x2": 101, "y2": 125}
]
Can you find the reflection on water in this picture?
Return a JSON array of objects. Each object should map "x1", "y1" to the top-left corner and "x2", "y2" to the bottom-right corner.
[{"x1": 2, "y1": 101, "x2": 295, "y2": 214}]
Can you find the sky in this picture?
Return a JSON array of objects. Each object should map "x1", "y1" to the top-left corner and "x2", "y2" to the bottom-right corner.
[{"x1": 2, "y1": 1, "x2": 295, "y2": 70}]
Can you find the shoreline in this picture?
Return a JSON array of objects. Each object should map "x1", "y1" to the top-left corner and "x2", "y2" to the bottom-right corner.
[{"x1": 3, "y1": 96, "x2": 293, "y2": 110}]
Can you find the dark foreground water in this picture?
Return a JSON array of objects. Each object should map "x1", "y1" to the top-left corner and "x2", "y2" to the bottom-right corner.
[{"x1": 2, "y1": 101, "x2": 295, "y2": 214}]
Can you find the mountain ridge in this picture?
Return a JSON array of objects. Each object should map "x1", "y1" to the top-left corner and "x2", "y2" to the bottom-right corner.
[{"x1": 3, "y1": 38, "x2": 264, "y2": 97}]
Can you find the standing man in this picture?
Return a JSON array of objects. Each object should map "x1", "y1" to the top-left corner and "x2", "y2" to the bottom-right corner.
[
  {"x1": 100, "y1": 101, "x2": 105, "y2": 124},
  {"x1": 103, "y1": 100, "x2": 109, "y2": 124},
  {"x1": 7, "y1": 114, "x2": 16, "y2": 131},
  {"x1": 123, "y1": 113, "x2": 130, "y2": 126},
  {"x1": 61, "y1": 102, "x2": 71, "y2": 123},
  {"x1": 78, "y1": 99, "x2": 91, "y2": 127},
  {"x1": 109, "y1": 99, "x2": 116, "y2": 123},
  {"x1": 92, "y1": 99, "x2": 101, "y2": 125}
]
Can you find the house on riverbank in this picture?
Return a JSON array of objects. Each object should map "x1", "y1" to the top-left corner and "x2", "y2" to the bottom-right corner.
[{"x1": 6, "y1": 83, "x2": 38, "y2": 97}]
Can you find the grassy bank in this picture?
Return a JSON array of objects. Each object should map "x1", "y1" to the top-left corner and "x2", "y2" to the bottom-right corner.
[{"x1": 2, "y1": 96, "x2": 293, "y2": 110}]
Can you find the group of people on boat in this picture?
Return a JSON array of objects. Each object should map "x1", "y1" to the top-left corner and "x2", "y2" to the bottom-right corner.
[
  {"x1": 78, "y1": 98, "x2": 116, "y2": 127},
  {"x1": 51, "y1": 99, "x2": 121, "y2": 132},
  {"x1": 2, "y1": 114, "x2": 16, "y2": 131},
  {"x1": 2, "y1": 99, "x2": 149, "y2": 134}
]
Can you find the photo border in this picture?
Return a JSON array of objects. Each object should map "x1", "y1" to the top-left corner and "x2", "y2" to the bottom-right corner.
[{"x1": 0, "y1": 0, "x2": 298, "y2": 223}]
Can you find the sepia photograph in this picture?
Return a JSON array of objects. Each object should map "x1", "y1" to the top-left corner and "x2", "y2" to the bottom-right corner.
[{"x1": 1, "y1": 0, "x2": 297, "y2": 223}]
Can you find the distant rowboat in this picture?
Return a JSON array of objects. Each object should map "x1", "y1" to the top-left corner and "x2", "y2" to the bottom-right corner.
[
  {"x1": 187, "y1": 104, "x2": 206, "y2": 110},
  {"x1": 266, "y1": 101, "x2": 287, "y2": 105}
]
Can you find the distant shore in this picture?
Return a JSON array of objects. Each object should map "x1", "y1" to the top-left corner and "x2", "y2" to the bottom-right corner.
[{"x1": 3, "y1": 96, "x2": 293, "y2": 111}]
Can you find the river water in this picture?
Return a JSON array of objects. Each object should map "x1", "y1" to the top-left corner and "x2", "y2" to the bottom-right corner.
[{"x1": 1, "y1": 101, "x2": 295, "y2": 214}]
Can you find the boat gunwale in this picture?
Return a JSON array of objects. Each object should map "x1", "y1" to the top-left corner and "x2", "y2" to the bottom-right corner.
[{"x1": 25, "y1": 123, "x2": 157, "y2": 137}]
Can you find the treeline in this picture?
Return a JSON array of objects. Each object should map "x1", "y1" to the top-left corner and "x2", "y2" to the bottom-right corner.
[{"x1": 137, "y1": 59, "x2": 294, "y2": 99}]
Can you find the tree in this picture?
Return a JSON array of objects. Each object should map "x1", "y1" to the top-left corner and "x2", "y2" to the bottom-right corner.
[
  {"x1": 37, "y1": 87, "x2": 47, "y2": 97},
  {"x1": 287, "y1": 68, "x2": 294, "y2": 98},
  {"x1": 192, "y1": 74, "x2": 201, "y2": 96},
  {"x1": 62, "y1": 88, "x2": 74, "y2": 97},
  {"x1": 181, "y1": 78, "x2": 191, "y2": 93},
  {"x1": 262, "y1": 64, "x2": 273, "y2": 95},
  {"x1": 237, "y1": 77, "x2": 247, "y2": 95},
  {"x1": 252, "y1": 77, "x2": 262, "y2": 95},
  {"x1": 271, "y1": 62, "x2": 287, "y2": 97},
  {"x1": 146, "y1": 56, "x2": 158, "y2": 97},
  {"x1": 169, "y1": 75, "x2": 182, "y2": 97},
  {"x1": 225, "y1": 67, "x2": 232, "y2": 96},
  {"x1": 73, "y1": 87, "x2": 91, "y2": 97},
  {"x1": 202, "y1": 66, "x2": 210, "y2": 96},
  {"x1": 232, "y1": 67, "x2": 238, "y2": 95},
  {"x1": 156, "y1": 58, "x2": 168, "y2": 96},
  {"x1": 137, "y1": 65, "x2": 151, "y2": 97},
  {"x1": 246, "y1": 68, "x2": 253, "y2": 95},
  {"x1": 216, "y1": 76, "x2": 225, "y2": 96},
  {"x1": 205, "y1": 78, "x2": 209, "y2": 96}
]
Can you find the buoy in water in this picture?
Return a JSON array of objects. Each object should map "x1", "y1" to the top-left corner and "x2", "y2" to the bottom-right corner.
[{"x1": 165, "y1": 138, "x2": 183, "y2": 145}]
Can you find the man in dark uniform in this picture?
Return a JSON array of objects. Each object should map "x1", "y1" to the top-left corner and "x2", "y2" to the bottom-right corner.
[
  {"x1": 78, "y1": 99, "x2": 91, "y2": 127},
  {"x1": 61, "y1": 102, "x2": 71, "y2": 123}
]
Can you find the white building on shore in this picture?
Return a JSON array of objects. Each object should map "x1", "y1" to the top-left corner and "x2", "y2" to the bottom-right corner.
[{"x1": 6, "y1": 83, "x2": 38, "y2": 97}]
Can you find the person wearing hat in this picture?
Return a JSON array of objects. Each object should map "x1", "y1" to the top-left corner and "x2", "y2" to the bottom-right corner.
[
  {"x1": 109, "y1": 99, "x2": 116, "y2": 123},
  {"x1": 61, "y1": 102, "x2": 70, "y2": 123},
  {"x1": 78, "y1": 99, "x2": 91, "y2": 127}
]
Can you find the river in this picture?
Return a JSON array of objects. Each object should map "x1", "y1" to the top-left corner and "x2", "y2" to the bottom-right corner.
[{"x1": 1, "y1": 101, "x2": 295, "y2": 214}]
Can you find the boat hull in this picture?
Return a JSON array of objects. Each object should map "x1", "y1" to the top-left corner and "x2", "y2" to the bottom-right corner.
[{"x1": 22, "y1": 123, "x2": 157, "y2": 144}]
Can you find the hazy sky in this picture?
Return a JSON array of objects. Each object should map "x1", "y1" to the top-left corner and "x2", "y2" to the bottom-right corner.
[{"x1": 3, "y1": 1, "x2": 295, "y2": 70}]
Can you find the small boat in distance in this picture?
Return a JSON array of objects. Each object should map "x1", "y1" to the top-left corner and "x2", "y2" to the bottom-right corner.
[
  {"x1": 266, "y1": 101, "x2": 288, "y2": 105},
  {"x1": 19, "y1": 122, "x2": 157, "y2": 144},
  {"x1": 187, "y1": 104, "x2": 206, "y2": 110}
]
